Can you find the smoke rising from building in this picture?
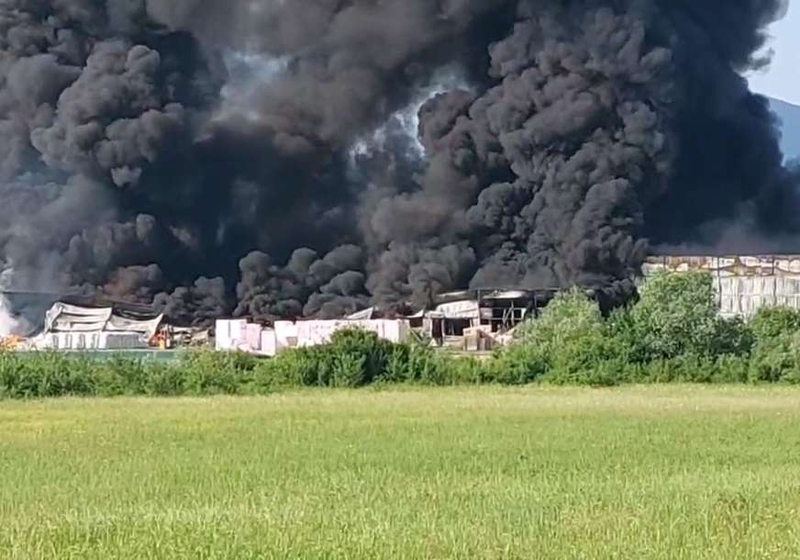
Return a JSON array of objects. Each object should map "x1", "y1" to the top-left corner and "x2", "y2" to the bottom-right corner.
[{"x1": 0, "y1": 0, "x2": 797, "y2": 326}]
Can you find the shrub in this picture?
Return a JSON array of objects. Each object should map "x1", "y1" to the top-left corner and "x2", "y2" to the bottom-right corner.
[
  {"x1": 507, "y1": 288, "x2": 625, "y2": 384},
  {"x1": 438, "y1": 355, "x2": 489, "y2": 385},
  {"x1": 748, "y1": 332, "x2": 800, "y2": 383},
  {"x1": 178, "y1": 350, "x2": 253, "y2": 395},
  {"x1": 711, "y1": 354, "x2": 751, "y2": 384},
  {"x1": 490, "y1": 343, "x2": 549, "y2": 385},
  {"x1": 627, "y1": 272, "x2": 726, "y2": 361},
  {"x1": 406, "y1": 343, "x2": 447, "y2": 385},
  {"x1": 380, "y1": 344, "x2": 413, "y2": 383},
  {"x1": 254, "y1": 349, "x2": 316, "y2": 389},
  {"x1": 517, "y1": 288, "x2": 605, "y2": 348},
  {"x1": 616, "y1": 272, "x2": 754, "y2": 362},
  {"x1": 331, "y1": 352, "x2": 368, "y2": 388},
  {"x1": 144, "y1": 363, "x2": 187, "y2": 396},
  {"x1": 0, "y1": 352, "x2": 101, "y2": 398},
  {"x1": 327, "y1": 329, "x2": 392, "y2": 387},
  {"x1": 561, "y1": 361, "x2": 622, "y2": 387},
  {"x1": 256, "y1": 329, "x2": 413, "y2": 389},
  {"x1": 749, "y1": 307, "x2": 800, "y2": 341},
  {"x1": 714, "y1": 316, "x2": 754, "y2": 357}
]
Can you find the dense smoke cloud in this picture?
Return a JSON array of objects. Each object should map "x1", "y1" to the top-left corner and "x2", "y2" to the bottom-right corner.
[{"x1": 0, "y1": 0, "x2": 796, "y2": 327}]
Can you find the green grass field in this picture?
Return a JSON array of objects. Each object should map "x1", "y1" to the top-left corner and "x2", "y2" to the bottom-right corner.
[{"x1": 2, "y1": 387, "x2": 800, "y2": 559}]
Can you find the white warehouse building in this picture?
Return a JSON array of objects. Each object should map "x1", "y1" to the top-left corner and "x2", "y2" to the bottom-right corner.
[
  {"x1": 643, "y1": 255, "x2": 800, "y2": 318},
  {"x1": 27, "y1": 300, "x2": 164, "y2": 351}
]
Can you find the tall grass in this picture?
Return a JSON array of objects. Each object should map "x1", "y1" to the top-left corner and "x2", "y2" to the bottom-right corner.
[
  {"x1": 0, "y1": 349, "x2": 265, "y2": 399},
  {"x1": 0, "y1": 330, "x2": 493, "y2": 399},
  {"x1": 2, "y1": 387, "x2": 800, "y2": 559}
]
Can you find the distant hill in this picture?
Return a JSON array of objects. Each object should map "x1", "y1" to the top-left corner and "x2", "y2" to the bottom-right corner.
[{"x1": 769, "y1": 97, "x2": 800, "y2": 161}]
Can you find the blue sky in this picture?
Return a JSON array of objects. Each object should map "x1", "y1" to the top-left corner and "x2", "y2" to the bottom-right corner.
[{"x1": 747, "y1": 2, "x2": 800, "y2": 105}]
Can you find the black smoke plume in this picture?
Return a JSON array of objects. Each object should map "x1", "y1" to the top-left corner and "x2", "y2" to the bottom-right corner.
[{"x1": 0, "y1": 0, "x2": 796, "y2": 327}]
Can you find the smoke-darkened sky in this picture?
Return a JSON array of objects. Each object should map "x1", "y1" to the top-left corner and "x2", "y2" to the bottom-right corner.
[{"x1": 0, "y1": 0, "x2": 797, "y2": 326}]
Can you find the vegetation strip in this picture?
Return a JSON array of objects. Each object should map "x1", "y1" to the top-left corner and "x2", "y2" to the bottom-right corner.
[{"x1": 3, "y1": 271, "x2": 800, "y2": 399}]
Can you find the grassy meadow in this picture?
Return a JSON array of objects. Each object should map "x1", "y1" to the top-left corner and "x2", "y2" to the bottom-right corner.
[{"x1": 2, "y1": 386, "x2": 800, "y2": 559}]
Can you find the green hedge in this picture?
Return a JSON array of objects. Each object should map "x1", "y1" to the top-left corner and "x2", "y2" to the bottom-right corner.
[
  {"x1": 0, "y1": 339, "x2": 490, "y2": 399},
  {"x1": 0, "y1": 351, "x2": 260, "y2": 399}
]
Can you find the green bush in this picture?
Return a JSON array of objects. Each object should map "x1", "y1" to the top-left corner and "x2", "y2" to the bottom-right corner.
[
  {"x1": 254, "y1": 349, "x2": 314, "y2": 389},
  {"x1": 94, "y1": 356, "x2": 153, "y2": 396},
  {"x1": 327, "y1": 329, "x2": 392, "y2": 387},
  {"x1": 406, "y1": 343, "x2": 446, "y2": 385},
  {"x1": 496, "y1": 272, "x2": 763, "y2": 386},
  {"x1": 0, "y1": 353, "x2": 101, "y2": 398},
  {"x1": 144, "y1": 363, "x2": 187, "y2": 396},
  {"x1": 714, "y1": 316, "x2": 754, "y2": 357},
  {"x1": 711, "y1": 354, "x2": 751, "y2": 384},
  {"x1": 252, "y1": 329, "x2": 463, "y2": 389},
  {"x1": 490, "y1": 343, "x2": 548, "y2": 385},
  {"x1": 436, "y1": 354, "x2": 489, "y2": 385},
  {"x1": 381, "y1": 344, "x2": 413, "y2": 383},
  {"x1": 750, "y1": 307, "x2": 800, "y2": 341},
  {"x1": 748, "y1": 332, "x2": 800, "y2": 383},
  {"x1": 505, "y1": 289, "x2": 626, "y2": 385},
  {"x1": 179, "y1": 350, "x2": 249, "y2": 395},
  {"x1": 625, "y1": 272, "x2": 743, "y2": 361}
]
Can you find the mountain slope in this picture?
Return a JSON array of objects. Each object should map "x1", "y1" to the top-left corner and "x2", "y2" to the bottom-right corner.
[{"x1": 769, "y1": 97, "x2": 800, "y2": 161}]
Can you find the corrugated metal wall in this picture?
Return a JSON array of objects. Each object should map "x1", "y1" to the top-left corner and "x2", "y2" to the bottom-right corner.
[{"x1": 643, "y1": 256, "x2": 800, "y2": 318}]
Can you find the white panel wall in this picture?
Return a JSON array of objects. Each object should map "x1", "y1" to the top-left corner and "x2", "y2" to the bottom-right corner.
[
  {"x1": 39, "y1": 332, "x2": 147, "y2": 350},
  {"x1": 215, "y1": 319, "x2": 249, "y2": 351},
  {"x1": 644, "y1": 256, "x2": 800, "y2": 319},
  {"x1": 273, "y1": 319, "x2": 409, "y2": 352},
  {"x1": 718, "y1": 276, "x2": 800, "y2": 318}
]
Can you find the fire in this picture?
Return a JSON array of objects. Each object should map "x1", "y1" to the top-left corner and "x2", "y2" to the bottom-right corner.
[
  {"x1": 0, "y1": 335, "x2": 23, "y2": 351},
  {"x1": 150, "y1": 329, "x2": 172, "y2": 350}
]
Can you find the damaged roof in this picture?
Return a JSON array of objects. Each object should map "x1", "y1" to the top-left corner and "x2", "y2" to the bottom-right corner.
[
  {"x1": 434, "y1": 288, "x2": 559, "y2": 305},
  {"x1": 44, "y1": 301, "x2": 163, "y2": 339}
]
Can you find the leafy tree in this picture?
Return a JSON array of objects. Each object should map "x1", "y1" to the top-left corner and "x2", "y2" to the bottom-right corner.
[
  {"x1": 625, "y1": 271, "x2": 749, "y2": 361},
  {"x1": 511, "y1": 288, "x2": 623, "y2": 383}
]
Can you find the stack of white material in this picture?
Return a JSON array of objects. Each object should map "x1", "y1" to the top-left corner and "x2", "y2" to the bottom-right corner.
[
  {"x1": 215, "y1": 319, "x2": 249, "y2": 352},
  {"x1": 215, "y1": 318, "x2": 412, "y2": 357}
]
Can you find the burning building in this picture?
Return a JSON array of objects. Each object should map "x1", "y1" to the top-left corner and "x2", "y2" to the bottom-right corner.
[
  {"x1": 25, "y1": 299, "x2": 164, "y2": 351},
  {"x1": 0, "y1": 1, "x2": 797, "y2": 329},
  {"x1": 406, "y1": 289, "x2": 546, "y2": 348}
]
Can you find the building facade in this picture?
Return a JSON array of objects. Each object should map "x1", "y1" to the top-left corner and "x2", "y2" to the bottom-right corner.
[
  {"x1": 643, "y1": 255, "x2": 800, "y2": 318},
  {"x1": 27, "y1": 301, "x2": 164, "y2": 350}
]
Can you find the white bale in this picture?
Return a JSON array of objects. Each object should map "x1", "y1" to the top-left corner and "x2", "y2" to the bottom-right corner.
[
  {"x1": 274, "y1": 321, "x2": 299, "y2": 351},
  {"x1": 246, "y1": 323, "x2": 263, "y2": 352},
  {"x1": 260, "y1": 329, "x2": 277, "y2": 357},
  {"x1": 215, "y1": 319, "x2": 249, "y2": 351}
]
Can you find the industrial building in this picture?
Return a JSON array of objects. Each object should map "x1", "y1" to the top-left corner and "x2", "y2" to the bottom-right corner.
[
  {"x1": 406, "y1": 289, "x2": 553, "y2": 350},
  {"x1": 218, "y1": 258, "x2": 800, "y2": 357},
  {"x1": 216, "y1": 313, "x2": 411, "y2": 356},
  {"x1": 9, "y1": 254, "x2": 800, "y2": 356},
  {"x1": 25, "y1": 299, "x2": 164, "y2": 351},
  {"x1": 643, "y1": 255, "x2": 800, "y2": 318},
  {"x1": 215, "y1": 290, "x2": 548, "y2": 356}
]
